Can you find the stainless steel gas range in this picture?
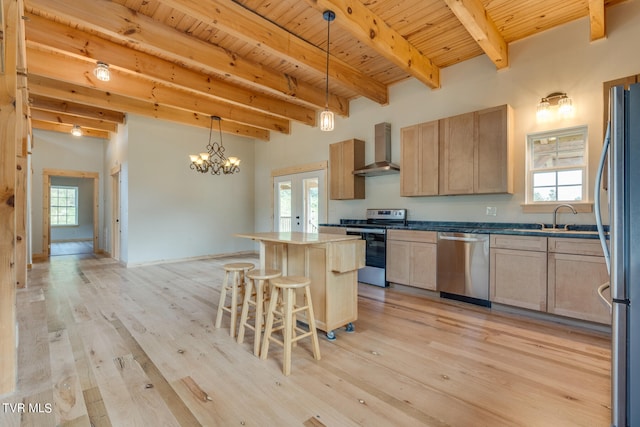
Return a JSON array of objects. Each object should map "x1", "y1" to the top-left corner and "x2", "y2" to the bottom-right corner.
[{"x1": 343, "y1": 209, "x2": 407, "y2": 287}]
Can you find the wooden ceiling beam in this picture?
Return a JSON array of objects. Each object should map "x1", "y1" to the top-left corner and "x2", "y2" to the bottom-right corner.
[
  {"x1": 159, "y1": 0, "x2": 388, "y2": 105},
  {"x1": 589, "y1": 0, "x2": 606, "y2": 41},
  {"x1": 32, "y1": 119, "x2": 110, "y2": 139},
  {"x1": 27, "y1": 46, "x2": 290, "y2": 134},
  {"x1": 442, "y1": 0, "x2": 508, "y2": 69},
  {"x1": 25, "y1": 0, "x2": 350, "y2": 117},
  {"x1": 28, "y1": 75, "x2": 270, "y2": 141},
  {"x1": 24, "y1": 13, "x2": 316, "y2": 126},
  {"x1": 30, "y1": 95, "x2": 126, "y2": 124},
  {"x1": 305, "y1": 0, "x2": 440, "y2": 89},
  {"x1": 30, "y1": 108, "x2": 118, "y2": 132}
]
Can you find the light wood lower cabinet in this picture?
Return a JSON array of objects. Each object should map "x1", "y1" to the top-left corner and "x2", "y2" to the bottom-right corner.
[
  {"x1": 490, "y1": 235, "x2": 547, "y2": 311},
  {"x1": 386, "y1": 230, "x2": 437, "y2": 291},
  {"x1": 548, "y1": 238, "x2": 610, "y2": 325}
]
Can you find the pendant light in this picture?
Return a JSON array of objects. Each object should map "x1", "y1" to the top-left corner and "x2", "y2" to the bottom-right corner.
[
  {"x1": 93, "y1": 62, "x2": 111, "y2": 82},
  {"x1": 189, "y1": 116, "x2": 241, "y2": 175},
  {"x1": 320, "y1": 10, "x2": 335, "y2": 132}
]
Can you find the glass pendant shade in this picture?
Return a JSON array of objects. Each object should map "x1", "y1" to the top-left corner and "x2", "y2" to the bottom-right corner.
[
  {"x1": 71, "y1": 125, "x2": 82, "y2": 136},
  {"x1": 94, "y1": 62, "x2": 111, "y2": 82},
  {"x1": 320, "y1": 109, "x2": 335, "y2": 131}
]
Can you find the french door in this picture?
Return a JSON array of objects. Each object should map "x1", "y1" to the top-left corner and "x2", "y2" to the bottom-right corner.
[{"x1": 274, "y1": 169, "x2": 326, "y2": 232}]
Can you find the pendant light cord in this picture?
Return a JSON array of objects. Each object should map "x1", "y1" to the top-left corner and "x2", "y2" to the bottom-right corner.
[{"x1": 324, "y1": 12, "x2": 331, "y2": 109}]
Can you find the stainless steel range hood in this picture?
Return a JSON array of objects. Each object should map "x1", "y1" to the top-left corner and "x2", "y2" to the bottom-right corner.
[{"x1": 353, "y1": 122, "x2": 400, "y2": 176}]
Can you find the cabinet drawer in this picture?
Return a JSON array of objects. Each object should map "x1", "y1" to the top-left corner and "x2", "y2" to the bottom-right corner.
[
  {"x1": 387, "y1": 229, "x2": 437, "y2": 243},
  {"x1": 490, "y1": 234, "x2": 547, "y2": 251},
  {"x1": 319, "y1": 226, "x2": 346, "y2": 235},
  {"x1": 329, "y1": 240, "x2": 365, "y2": 273},
  {"x1": 548, "y1": 238, "x2": 605, "y2": 256}
]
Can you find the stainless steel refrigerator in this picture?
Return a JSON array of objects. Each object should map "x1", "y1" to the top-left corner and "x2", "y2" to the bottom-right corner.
[{"x1": 595, "y1": 83, "x2": 640, "y2": 427}]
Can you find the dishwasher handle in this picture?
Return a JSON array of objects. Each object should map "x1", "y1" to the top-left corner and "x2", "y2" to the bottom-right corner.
[{"x1": 438, "y1": 235, "x2": 486, "y2": 243}]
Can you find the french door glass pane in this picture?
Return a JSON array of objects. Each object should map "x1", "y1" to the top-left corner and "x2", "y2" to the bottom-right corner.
[
  {"x1": 277, "y1": 181, "x2": 292, "y2": 231},
  {"x1": 303, "y1": 178, "x2": 319, "y2": 233}
]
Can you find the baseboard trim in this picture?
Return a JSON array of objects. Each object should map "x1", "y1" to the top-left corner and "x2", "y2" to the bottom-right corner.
[{"x1": 125, "y1": 251, "x2": 258, "y2": 268}]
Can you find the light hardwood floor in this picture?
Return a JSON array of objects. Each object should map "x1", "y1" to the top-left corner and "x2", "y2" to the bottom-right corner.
[{"x1": 1, "y1": 253, "x2": 611, "y2": 426}]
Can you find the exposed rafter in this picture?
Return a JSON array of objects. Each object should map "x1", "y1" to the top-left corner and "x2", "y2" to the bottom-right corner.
[
  {"x1": 160, "y1": 0, "x2": 388, "y2": 105},
  {"x1": 30, "y1": 109, "x2": 118, "y2": 133},
  {"x1": 31, "y1": 119, "x2": 110, "y2": 138},
  {"x1": 589, "y1": 0, "x2": 606, "y2": 41},
  {"x1": 304, "y1": 0, "x2": 440, "y2": 90},
  {"x1": 442, "y1": 0, "x2": 509, "y2": 69},
  {"x1": 24, "y1": 13, "x2": 317, "y2": 126}
]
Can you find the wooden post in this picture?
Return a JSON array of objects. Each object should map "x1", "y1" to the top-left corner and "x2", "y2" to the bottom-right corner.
[{"x1": 0, "y1": 0, "x2": 23, "y2": 395}]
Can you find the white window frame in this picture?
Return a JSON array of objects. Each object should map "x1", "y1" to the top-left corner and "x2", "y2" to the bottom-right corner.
[
  {"x1": 50, "y1": 185, "x2": 79, "y2": 226},
  {"x1": 526, "y1": 125, "x2": 588, "y2": 205}
]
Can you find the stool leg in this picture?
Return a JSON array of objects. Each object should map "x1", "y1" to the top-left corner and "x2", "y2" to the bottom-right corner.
[
  {"x1": 253, "y1": 279, "x2": 265, "y2": 357},
  {"x1": 260, "y1": 286, "x2": 279, "y2": 360},
  {"x1": 215, "y1": 271, "x2": 231, "y2": 329},
  {"x1": 237, "y1": 278, "x2": 254, "y2": 344},
  {"x1": 282, "y1": 288, "x2": 295, "y2": 376},
  {"x1": 229, "y1": 271, "x2": 240, "y2": 337},
  {"x1": 304, "y1": 286, "x2": 321, "y2": 361}
]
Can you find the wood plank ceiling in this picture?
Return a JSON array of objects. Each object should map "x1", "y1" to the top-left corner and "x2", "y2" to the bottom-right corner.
[{"x1": 24, "y1": 0, "x2": 624, "y2": 141}]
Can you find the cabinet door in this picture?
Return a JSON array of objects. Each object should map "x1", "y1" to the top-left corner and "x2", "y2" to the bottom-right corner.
[
  {"x1": 329, "y1": 139, "x2": 365, "y2": 200},
  {"x1": 400, "y1": 124, "x2": 421, "y2": 196},
  {"x1": 440, "y1": 112, "x2": 476, "y2": 195},
  {"x1": 410, "y1": 242, "x2": 437, "y2": 290},
  {"x1": 386, "y1": 240, "x2": 410, "y2": 285},
  {"x1": 476, "y1": 105, "x2": 512, "y2": 194},
  {"x1": 400, "y1": 122, "x2": 438, "y2": 196},
  {"x1": 490, "y1": 248, "x2": 547, "y2": 311},
  {"x1": 548, "y1": 253, "x2": 611, "y2": 324}
]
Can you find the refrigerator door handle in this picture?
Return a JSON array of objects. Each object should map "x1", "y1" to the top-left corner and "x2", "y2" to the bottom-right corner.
[
  {"x1": 597, "y1": 282, "x2": 612, "y2": 312},
  {"x1": 595, "y1": 121, "x2": 611, "y2": 274}
]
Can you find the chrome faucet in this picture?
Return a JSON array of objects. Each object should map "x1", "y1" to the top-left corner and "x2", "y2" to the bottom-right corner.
[{"x1": 552, "y1": 204, "x2": 577, "y2": 229}]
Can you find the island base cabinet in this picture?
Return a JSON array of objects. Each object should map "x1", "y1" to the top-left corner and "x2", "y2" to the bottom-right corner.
[
  {"x1": 490, "y1": 248, "x2": 547, "y2": 311},
  {"x1": 263, "y1": 241, "x2": 359, "y2": 333},
  {"x1": 548, "y1": 253, "x2": 611, "y2": 325}
]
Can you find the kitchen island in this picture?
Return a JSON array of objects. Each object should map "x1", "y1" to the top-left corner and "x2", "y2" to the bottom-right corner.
[{"x1": 236, "y1": 232, "x2": 365, "y2": 339}]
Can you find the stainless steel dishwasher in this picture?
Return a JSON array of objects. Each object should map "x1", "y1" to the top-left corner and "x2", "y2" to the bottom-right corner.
[{"x1": 436, "y1": 232, "x2": 490, "y2": 306}]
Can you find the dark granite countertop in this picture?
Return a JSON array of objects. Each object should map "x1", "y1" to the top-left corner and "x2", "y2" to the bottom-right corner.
[{"x1": 320, "y1": 220, "x2": 608, "y2": 239}]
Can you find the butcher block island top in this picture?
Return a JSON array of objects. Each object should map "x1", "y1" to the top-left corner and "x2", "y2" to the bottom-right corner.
[
  {"x1": 235, "y1": 231, "x2": 361, "y2": 244},
  {"x1": 236, "y1": 232, "x2": 365, "y2": 340}
]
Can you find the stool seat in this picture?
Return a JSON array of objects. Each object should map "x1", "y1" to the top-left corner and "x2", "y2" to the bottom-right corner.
[
  {"x1": 237, "y1": 269, "x2": 282, "y2": 356},
  {"x1": 215, "y1": 262, "x2": 254, "y2": 337},
  {"x1": 247, "y1": 269, "x2": 282, "y2": 281},
  {"x1": 260, "y1": 275, "x2": 321, "y2": 376},
  {"x1": 224, "y1": 262, "x2": 255, "y2": 272}
]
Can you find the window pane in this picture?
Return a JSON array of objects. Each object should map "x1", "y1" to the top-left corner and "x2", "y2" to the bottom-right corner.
[
  {"x1": 533, "y1": 187, "x2": 557, "y2": 201},
  {"x1": 50, "y1": 186, "x2": 78, "y2": 226},
  {"x1": 558, "y1": 185, "x2": 583, "y2": 201},
  {"x1": 555, "y1": 150, "x2": 584, "y2": 167},
  {"x1": 533, "y1": 172, "x2": 556, "y2": 187},
  {"x1": 557, "y1": 134, "x2": 585, "y2": 151},
  {"x1": 558, "y1": 170, "x2": 582, "y2": 185}
]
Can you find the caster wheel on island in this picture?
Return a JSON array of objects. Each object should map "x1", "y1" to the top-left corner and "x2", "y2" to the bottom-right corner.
[
  {"x1": 326, "y1": 330, "x2": 336, "y2": 341},
  {"x1": 345, "y1": 322, "x2": 355, "y2": 333}
]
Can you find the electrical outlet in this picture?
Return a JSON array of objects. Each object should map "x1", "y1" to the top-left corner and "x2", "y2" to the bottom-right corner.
[{"x1": 486, "y1": 206, "x2": 497, "y2": 216}]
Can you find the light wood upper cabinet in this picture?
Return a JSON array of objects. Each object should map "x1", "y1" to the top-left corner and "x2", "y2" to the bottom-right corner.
[
  {"x1": 439, "y1": 104, "x2": 513, "y2": 196},
  {"x1": 329, "y1": 139, "x2": 365, "y2": 200},
  {"x1": 476, "y1": 105, "x2": 513, "y2": 194},
  {"x1": 440, "y1": 111, "x2": 476, "y2": 195},
  {"x1": 400, "y1": 120, "x2": 439, "y2": 196}
]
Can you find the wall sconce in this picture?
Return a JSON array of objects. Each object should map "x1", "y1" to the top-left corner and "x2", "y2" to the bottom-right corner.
[
  {"x1": 71, "y1": 125, "x2": 82, "y2": 136},
  {"x1": 93, "y1": 62, "x2": 111, "y2": 82},
  {"x1": 536, "y1": 92, "x2": 574, "y2": 122}
]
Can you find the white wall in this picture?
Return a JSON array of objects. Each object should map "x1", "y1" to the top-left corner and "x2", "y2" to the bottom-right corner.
[
  {"x1": 31, "y1": 130, "x2": 106, "y2": 255},
  {"x1": 254, "y1": 0, "x2": 640, "y2": 230},
  {"x1": 122, "y1": 115, "x2": 255, "y2": 265}
]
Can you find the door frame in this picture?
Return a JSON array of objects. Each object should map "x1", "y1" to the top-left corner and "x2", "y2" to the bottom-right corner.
[
  {"x1": 42, "y1": 168, "x2": 99, "y2": 257},
  {"x1": 110, "y1": 165, "x2": 121, "y2": 260},
  {"x1": 271, "y1": 161, "x2": 328, "y2": 232}
]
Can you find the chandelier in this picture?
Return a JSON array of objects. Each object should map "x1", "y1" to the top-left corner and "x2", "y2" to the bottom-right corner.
[{"x1": 189, "y1": 116, "x2": 241, "y2": 175}]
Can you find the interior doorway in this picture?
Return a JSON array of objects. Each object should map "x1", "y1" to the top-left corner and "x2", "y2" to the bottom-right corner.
[
  {"x1": 42, "y1": 169, "x2": 99, "y2": 257},
  {"x1": 272, "y1": 162, "x2": 327, "y2": 232}
]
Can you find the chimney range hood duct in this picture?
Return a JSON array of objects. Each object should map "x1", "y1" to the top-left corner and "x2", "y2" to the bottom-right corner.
[{"x1": 352, "y1": 122, "x2": 400, "y2": 176}]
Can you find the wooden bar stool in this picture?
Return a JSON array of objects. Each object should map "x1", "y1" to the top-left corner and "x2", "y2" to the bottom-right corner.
[
  {"x1": 260, "y1": 276, "x2": 321, "y2": 376},
  {"x1": 237, "y1": 268, "x2": 282, "y2": 356},
  {"x1": 215, "y1": 262, "x2": 254, "y2": 337}
]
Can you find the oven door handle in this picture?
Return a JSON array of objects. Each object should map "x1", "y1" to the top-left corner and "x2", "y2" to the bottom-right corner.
[{"x1": 345, "y1": 228, "x2": 386, "y2": 235}]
